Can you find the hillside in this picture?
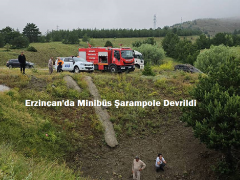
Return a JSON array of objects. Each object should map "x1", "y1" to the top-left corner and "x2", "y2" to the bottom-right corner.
[
  {"x1": 0, "y1": 62, "x2": 222, "y2": 179},
  {"x1": 1, "y1": 40, "x2": 239, "y2": 179},
  {"x1": 0, "y1": 37, "x2": 200, "y2": 68},
  {"x1": 171, "y1": 17, "x2": 240, "y2": 36}
]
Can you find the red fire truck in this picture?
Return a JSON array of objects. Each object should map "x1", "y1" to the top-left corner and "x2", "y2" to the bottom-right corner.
[{"x1": 78, "y1": 45, "x2": 135, "y2": 73}]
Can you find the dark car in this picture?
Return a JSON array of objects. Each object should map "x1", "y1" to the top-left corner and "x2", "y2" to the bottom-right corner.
[
  {"x1": 174, "y1": 64, "x2": 202, "y2": 73},
  {"x1": 6, "y1": 59, "x2": 34, "y2": 68}
]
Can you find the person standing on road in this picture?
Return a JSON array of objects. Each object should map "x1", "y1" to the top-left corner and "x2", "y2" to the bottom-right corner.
[
  {"x1": 132, "y1": 156, "x2": 146, "y2": 180},
  {"x1": 155, "y1": 153, "x2": 167, "y2": 172},
  {"x1": 48, "y1": 57, "x2": 54, "y2": 74},
  {"x1": 18, "y1": 51, "x2": 26, "y2": 74}
]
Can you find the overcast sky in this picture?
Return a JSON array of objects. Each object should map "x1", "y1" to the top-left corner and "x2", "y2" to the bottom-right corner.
[{"x1": 1, "y1": 0, "x2": 240, "y2": 34}]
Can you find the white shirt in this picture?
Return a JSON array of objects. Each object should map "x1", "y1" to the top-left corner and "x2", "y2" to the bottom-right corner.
[{"x1": 155, "y1": 157, "x2": 165, "y2": 167}]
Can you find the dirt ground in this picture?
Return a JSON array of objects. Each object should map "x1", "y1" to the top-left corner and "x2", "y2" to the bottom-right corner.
[{"x1": 71, "y1": 120, "x2": 221, "y2": 180}]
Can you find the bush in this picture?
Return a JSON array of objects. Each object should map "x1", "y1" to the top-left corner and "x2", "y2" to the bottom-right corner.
[
  {"x1": 142, "y1": 63, "x2": 155, "y2": 76},
  {"x1": 104, "y1": 40, "x2": 113, "y2": 47},
  {"x1": 132, "y1": 37, "x2": 156, "y2": 47},
  {"x1": 136, "y1": 44, "x2": 165, "y2": 65},
  {"x1": 132, "y1": 40, "x2": 142, "y2": 47},
  {"x1": 27, "y1": 46, "x2": 37, "y2": 52},
  {"x1": 194, "y1": 45, "x2": 235, "y2": 73}
]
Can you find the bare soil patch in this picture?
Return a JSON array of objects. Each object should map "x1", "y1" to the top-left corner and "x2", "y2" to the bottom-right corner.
[{"x1": 71, "y1": 120, "x2": 220, "y2": 180}]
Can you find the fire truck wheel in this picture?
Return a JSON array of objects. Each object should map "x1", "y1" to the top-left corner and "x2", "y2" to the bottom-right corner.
[
  {"x1": 74, "y1": 66, "x2": 80, "y2": 73},
  {"x1": 110, "y1": 65, "x2": 117, "y2": 73},
  {"x1": 135, "y1": 64, "x2": 140, "y2": 69}
]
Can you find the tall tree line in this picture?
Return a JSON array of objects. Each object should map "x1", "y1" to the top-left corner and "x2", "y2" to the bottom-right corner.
[
  {"x1": 162, "y1": 32, "x2": 240, "y2": 65},
  {"x1": 48, "y1": 27, "x2": 202, "y2": 41}
]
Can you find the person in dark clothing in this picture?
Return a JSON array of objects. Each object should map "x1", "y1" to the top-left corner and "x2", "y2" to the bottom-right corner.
[
  {"x1": 18, "y1": 52, "x2": 26, "y2": 74},
  {"x1": 57, "y1": 61, "x2": 63, "y2": 72}
]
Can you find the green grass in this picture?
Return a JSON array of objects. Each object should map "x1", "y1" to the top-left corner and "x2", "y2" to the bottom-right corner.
[
  {"x1": 0, "y1": 144, "x2": 86, "y2": 180},
  {"x1": 89, "y1": 67, "x2": 198, "y2": 137},
  {"x1": 0, "y1": 69, "x2": 105, "y2": 179}
]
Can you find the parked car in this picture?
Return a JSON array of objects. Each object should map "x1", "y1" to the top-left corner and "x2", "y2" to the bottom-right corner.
[
  {"x1": 174, "y1": 64, "x2": 202, "y2": 73},
  {"x1": 55, "y1": 57, "x2": 94, "y2": 73},
  {"x1": 6, "y1": 59, "x2": 34, "y2": 68}
]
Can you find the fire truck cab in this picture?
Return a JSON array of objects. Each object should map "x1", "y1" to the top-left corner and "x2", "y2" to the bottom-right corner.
[{"x1": 79, "y1": 46, "x2": 135, "y2": 73}]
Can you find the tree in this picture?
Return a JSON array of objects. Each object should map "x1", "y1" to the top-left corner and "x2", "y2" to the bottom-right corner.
[
  {"x1": 162, "y1": 32, "x2": 180, "y2": 58},
  {"x1": 104, "y1": 40, "x2": 113, "y2": 47},
  {"x1": 11, "y1": 36, "x2": 29, "y2": 48},
  {"x1": 82, "y1": 33, "x2": 90, "y2": 42},
  {"x1": 62, "y1": 32, "x2": 80, "y2": 44},
  {"x1": 143, "y1": 37, "x2": 156, "y2": 45},
  {"x1": 0, "y1": 34, "x2": 4, "y2": 48},
  {"x1": 23, "y1": 23, "x2": 41, "y2": 43},
  {"x1": 136, "y1": 44, "x2": 165, "y2": 65},
  {"x1": 195, "y1": 34, "x2": 210, "y2": 49},
  {"x1": 0, "y1": 26, "x2": 21, "y2": 44},
  {"x1": 175, "y1": 39, "x2": 200, "y2": 65},
  {"x1": 212, "y1": 33, "x2": 227, "y2": 46},
  {"x1": 194, "y1": 45, "x2": 235, "y2": 73},
  {"x1": 181, "y1": 57, "x2": 240, "y2": 177}
]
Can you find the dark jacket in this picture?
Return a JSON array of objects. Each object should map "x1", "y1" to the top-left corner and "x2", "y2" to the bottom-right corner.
[{"x1": 18, "y1": 55, "x2": 26, "y2": 64}]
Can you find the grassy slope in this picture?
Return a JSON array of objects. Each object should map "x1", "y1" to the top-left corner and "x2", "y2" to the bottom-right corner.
[
  {"x1": 0, "y1": 69, "x2": 104, "y2": 179},
  {"x1": 0, "y1": 36, "x2": 199, "y2": 67},
  {"x1": 0, "y1": 144, "x2": 81, "y2": 180}
]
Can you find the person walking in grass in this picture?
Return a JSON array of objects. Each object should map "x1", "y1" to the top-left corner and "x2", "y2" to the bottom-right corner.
[
  {"x1": 132, "y1": 156, "x2": 146, "y2": 180},
  {"x1": 155, "y1": 153, "x2": 167, "y2": 172},
  {"x1": 18, "y1": 51, "x2": 26, "y2": 74},
  {"x1": 48, "y1": 57, "x2": 54, "y2": 74}
]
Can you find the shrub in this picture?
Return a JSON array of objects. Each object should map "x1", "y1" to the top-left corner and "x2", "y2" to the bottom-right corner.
[
  {"x1": 104, "y1": 40, "x2": 113, "y2": 47},
  {"x1": 194, "y1": 45, "x2": 235, "y2": 73},
  {"x1": 142, "y1": 63, "x2": 155, "y2": 76},
  {"x1": 136, "y1": 44, "x2": 165, "y2": 65},
  {"x1": 27, "y1": 46, "x2": 37, "y2": 52}
]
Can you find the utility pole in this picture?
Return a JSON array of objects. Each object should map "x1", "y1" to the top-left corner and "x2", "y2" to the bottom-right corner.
[
  {"x1": 57, "y1": 25, "x2": 59, "y2": 31},
  {"x1": 153, "y1": 14, "x2": 156, "y2": 30},
  {"x1": 181, "y1": 17, "x2": 182, "y2": 29}
]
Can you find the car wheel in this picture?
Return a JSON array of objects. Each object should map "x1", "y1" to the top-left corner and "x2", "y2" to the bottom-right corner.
[
  {"x1": 74, "y1": 66, "x2": 80, "y2": 73},
  {"x1": 9, "y1": 65, "x2": 12, "y2": 69},
  {"x1": 110, "y1": 65, "x2": 117, "y2": 73}
]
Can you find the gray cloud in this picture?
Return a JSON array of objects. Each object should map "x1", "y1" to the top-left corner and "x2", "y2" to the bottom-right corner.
[{"x1": 1, "y1": 0, "x2": 240, "y2": 34}]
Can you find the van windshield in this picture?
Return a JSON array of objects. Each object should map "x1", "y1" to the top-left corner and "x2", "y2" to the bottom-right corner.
[
  {"x1": 134, "y1": 54, "x2": 143, "y2": 59},
  {"x1": 121, "y1": 50, "x2": 133, "y2": 59}
]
